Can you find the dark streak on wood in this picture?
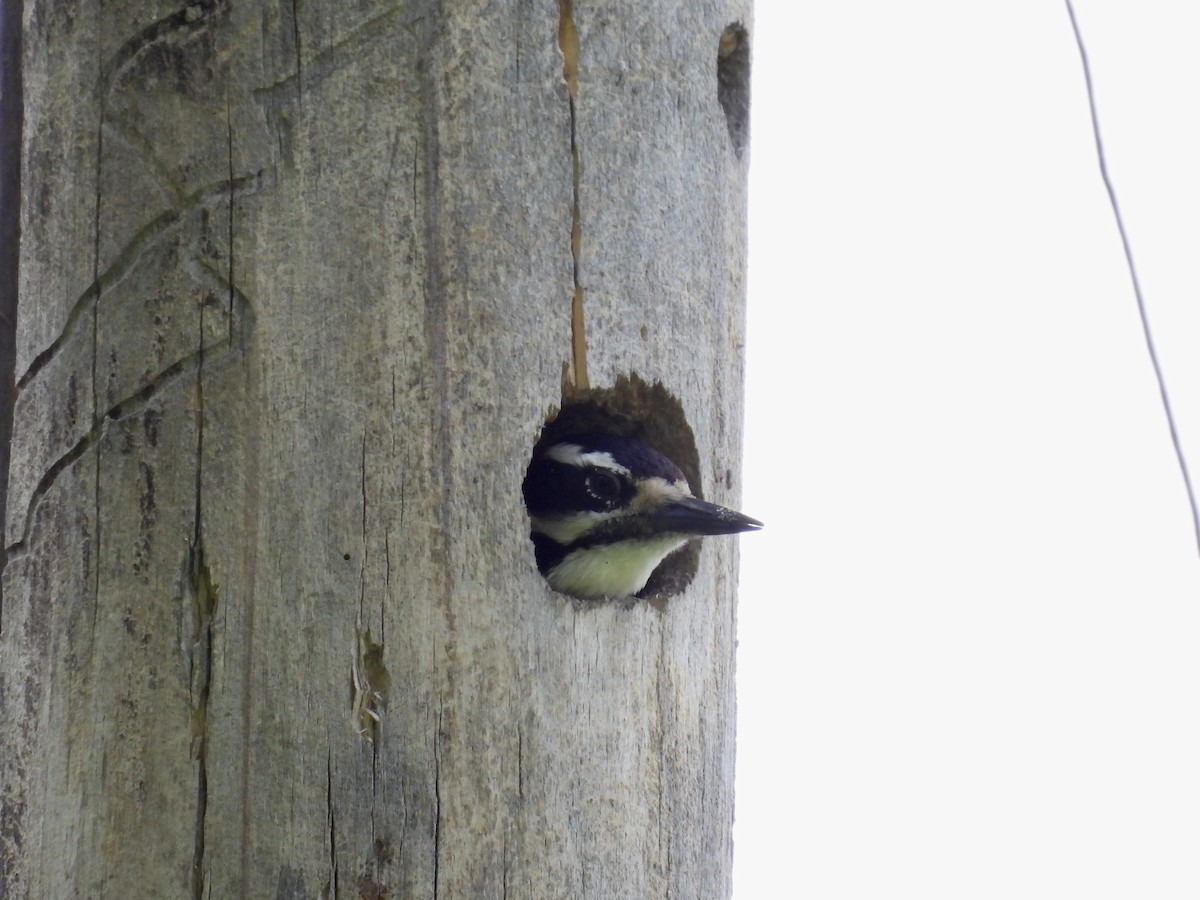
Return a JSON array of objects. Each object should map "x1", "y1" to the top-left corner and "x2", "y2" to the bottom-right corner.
[{"x1": 15, "y1": 170, "x2": 263, "y2": 394}]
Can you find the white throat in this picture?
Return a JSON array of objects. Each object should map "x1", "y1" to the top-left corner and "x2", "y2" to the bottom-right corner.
[{"x1": 546, "y1": 535, "x2": 689, "y2": 599}]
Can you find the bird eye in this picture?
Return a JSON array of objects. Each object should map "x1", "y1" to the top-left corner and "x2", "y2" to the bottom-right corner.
[{"x1": 585, "y1": 471, "x2": 623, "y2": 506}]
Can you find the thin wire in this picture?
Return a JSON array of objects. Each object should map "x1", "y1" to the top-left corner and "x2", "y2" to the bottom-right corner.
[{"x1": 1065, "y1": 0, "x2": 1200, "y2": 558}]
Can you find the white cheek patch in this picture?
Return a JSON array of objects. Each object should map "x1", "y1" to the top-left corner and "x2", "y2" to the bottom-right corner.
[
  {"x1": 530, "y1": 510, "x2": 611, "y2": 545},
  {"x1": 547, "y1": 536, "x2": 690, "y2": 599}
]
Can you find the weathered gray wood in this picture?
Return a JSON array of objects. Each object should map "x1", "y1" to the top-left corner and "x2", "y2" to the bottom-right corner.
[{"x1": 0, "y1": 1, "x2": 752, "y2": 897}]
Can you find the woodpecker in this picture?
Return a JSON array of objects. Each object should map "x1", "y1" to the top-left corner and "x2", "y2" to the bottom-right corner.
[{"x1": 522, "y1": 433, "x2": 762, "y2": 600}]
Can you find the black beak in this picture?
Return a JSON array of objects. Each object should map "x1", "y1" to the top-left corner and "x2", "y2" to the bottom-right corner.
[{"x1": 646, "y1": 496, "x2": 763, "y2": 537}]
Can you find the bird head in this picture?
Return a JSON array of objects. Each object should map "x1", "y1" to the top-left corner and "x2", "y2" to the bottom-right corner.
[{"x1": 522, "y1": 433, "x2": 762, "y2": 600}]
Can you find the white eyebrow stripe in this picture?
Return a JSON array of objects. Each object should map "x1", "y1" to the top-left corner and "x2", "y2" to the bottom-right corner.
[
  {"x1": 544, "y1": 443, "x2": 631, "y2": 475},
  {"x1": 633, "y1": 475, "x2": 693, "y2": 507}
]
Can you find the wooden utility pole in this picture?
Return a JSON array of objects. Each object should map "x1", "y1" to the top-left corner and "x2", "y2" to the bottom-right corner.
[{"x1": 0, "y1": 2, "x2": 752, "y2": 897}]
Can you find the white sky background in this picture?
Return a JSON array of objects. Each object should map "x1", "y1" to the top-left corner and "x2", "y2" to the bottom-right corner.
[{"x1": 736, "y1": 2, "x2": 1200, "y2": 897}]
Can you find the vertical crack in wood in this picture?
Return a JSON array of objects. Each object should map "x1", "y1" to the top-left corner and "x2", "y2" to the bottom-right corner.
[
  {"x1": 232, "y1": 98, "x2": 254, "y2": 900},
  {"x1": 417, "y1": 11, "x2": 453, "y2": 597},
  {"x1": 89, "y1": 74, "x2": 106, "y2": 651},
  {"x1": 185, "y1": 61, "x2": 227, "y2": 900},
  {"x1": 226, "y1": 85, "x2": 237, "y2": 344},
  {"x1": 187, "y1": 541, "x2": 218, "y2": 900},
  {"x1": 0, "y1": 0, "x2": 21, "y2": 631},
  {"x1": 516, "y1": 722, "x2": 524, "y2": 800},
  {"x1": 501, "y1": 835, "x2": 509, "y2": 900},
  {"x1": 653, "y1": 627, "x2": 667, "y2": 865},
  {"x1": 558, "y1": 0, "x2": 588, "y2": 392},
  {"x1": 384, "y1": 528, "x2": 392, "y2": 588},
  {"x1": 433, "y1": 706, "x2": 443, "y2": 900},
  {"x1": 326, "y1": 752, "x2": 339, "y2": 899},
  {"x1": 289, "y1": 0, "x2": 304, "y2": 112},
  {"x1": 360, "y1": 430, "x2": 368, "y2": 610}
]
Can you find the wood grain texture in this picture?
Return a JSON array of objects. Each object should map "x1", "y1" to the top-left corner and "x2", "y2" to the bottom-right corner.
[{"x1": 0, "y1": 1, "x2": 752, "y2": 897}]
